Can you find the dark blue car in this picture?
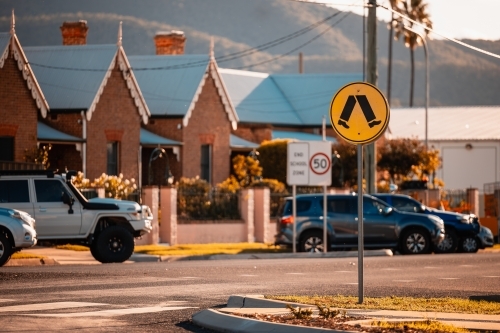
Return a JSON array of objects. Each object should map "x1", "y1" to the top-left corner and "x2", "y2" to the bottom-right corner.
[{"x1": 373, "y1": 194, "x2": 481, "y2": 253}]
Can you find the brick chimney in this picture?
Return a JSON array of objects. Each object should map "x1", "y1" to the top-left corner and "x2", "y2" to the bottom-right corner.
[
  {"x1": 60, "y1": 20, "x2": 88, "y2": 45},
  {"x1": 154, "y1": 31, "x2": 186, "y2": 55}
]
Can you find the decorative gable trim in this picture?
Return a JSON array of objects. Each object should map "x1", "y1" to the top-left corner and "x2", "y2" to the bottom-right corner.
[
  {"x1": 10, "y1": 35, "x2": 49, "y2": 118},
  {"x1": 0, "y1": 41, "x2": 8, "y2": 68},
  {"x1": 85, "y1": 51, "x2": 116, "y2": 122},
  {"x1": 117, "y1": 46, "x2": 151, "y2": 125},
  {"x1": 182, "y1": 58, "x2": 239, "y2": 130}
]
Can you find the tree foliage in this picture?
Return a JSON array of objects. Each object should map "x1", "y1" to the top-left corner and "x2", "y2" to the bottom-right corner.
[{"x1": 258, "y1": 139, "x2": 290, "y2": 183}]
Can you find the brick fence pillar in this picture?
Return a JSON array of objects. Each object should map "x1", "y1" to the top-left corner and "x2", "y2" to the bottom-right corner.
[
  {"x1": 136, "y1": 186, "x2": 159, "y2": 245},
  {"x1": 253, "y1": 187, "x2": 270, "y2": 243},
  {"x1": 239, "y1": 189, "x2": 255, "y2": 243},
  {"x1": 466, "y1": 188, "x2": 479, "y2": 216},
  {"x1": 160, "y1": 187, "x2": 177, "y2": 245}
]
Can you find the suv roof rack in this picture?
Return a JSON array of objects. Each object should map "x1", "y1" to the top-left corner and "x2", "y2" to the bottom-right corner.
[{"x1": 0, "y1": 170, "x2": 55, "y2": 178}]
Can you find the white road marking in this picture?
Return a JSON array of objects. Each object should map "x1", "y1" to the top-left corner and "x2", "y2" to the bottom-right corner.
[
  {"x1": 239, "y1": 275, "x2": 258, "y2": 277},
  {"x1": 0, "y1": 302, "x2": 106, "y2": 313},
  {"x1": 382, "y1": 268, "x2": 401, "y2": 271},
  {"x1": 23, "y1": 306, "x2": 197, "y2": 317},
  {"x1": 393, "y1": 280, "x2": 416, "y2": 283},
  {"x1": 438, "y1": 278, "x2": 459, "y2": 280},
  {"x1": 181, "y1": 277, "x2": 199, "y2": 279},
  {"x1": 459, "y1": 265, "x2": 474, "y2": 267},
  {"x1": 343, "y1": 283, "x2": 358, "y2": 285},
  {"x1": 424, "y1": 266, "x2": 438, "y2": 269},
  {"x1": 285, "y1": 273, "x2": 305, "y2": 275},
  {"x1": 483, "y1": 276, "x2": 500, "y2": 278},
  {"x1": 334, "y1": 271, "x2": 354, "y2": 273},
  {"x1": 0, "y1": 299, "x2": 14, "y2": 303}
]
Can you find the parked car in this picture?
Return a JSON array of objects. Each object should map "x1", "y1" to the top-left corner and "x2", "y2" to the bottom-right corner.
[
  {"x1": 477, "y1": 225, "x2": 495, "y2": 250},
  {"x1": 0, "y1": 207, "x2": 37, "y2": 266},
  {"x1": 0, "y1": 170, "x2": 152, "y2": 263},
  {"x1": 372, "y1": 194, "x2": 482, "y2": 253},
  {"x1": 275, "y1": 194, "x2": 445, "y2": 255}
]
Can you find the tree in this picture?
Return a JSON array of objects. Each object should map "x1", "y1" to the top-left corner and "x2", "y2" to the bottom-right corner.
[
  {"x1": 394, "y1": 0, "x2": 432, "y2": 107},
  {"x1": 331, "y1": 140, "x2": 357, "y2": 188}
]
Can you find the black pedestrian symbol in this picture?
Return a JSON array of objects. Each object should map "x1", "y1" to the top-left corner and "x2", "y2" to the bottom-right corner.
[{"x1": 337, "y1": 95, "x2": 382, "y2": 129}]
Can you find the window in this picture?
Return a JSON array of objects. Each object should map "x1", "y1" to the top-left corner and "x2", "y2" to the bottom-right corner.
[
  {"x1": 363, "y1": 198, "x2": 386, "y2": 215},
  {"x1": 107, "y1": 142, "x2": 119, "y2": 176},
  {"x1": 391, "y1": 197, "x2": 422, "y2": 213},
  {"x1": 200, "y1": 144, "x2": 211, "y2": 183},
  {"x1": 283, "y1": 199, "x2": 312, "y2": 215},
  {"x1": 0, "y1": 137, "x2": 14, "y2": 161},
  {"x1": 320, "y1": 198, "x2": 355, "y2": 214},
  {"x1": 34, "y1": 179, "x2": 69, "y2": 202},
  {"x1": 0, "y1": 180, "x2": 30, "y2": 203}
]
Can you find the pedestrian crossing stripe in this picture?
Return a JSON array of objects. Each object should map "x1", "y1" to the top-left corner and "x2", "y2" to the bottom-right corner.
[
  {"x1": 329, "y1": 82, "x2": 389, "y2": 145},
  {"x1": 23, "y1": 306, "x2": 198, "y2": 317},
  {"x1": 0, "y1": 302, "x2": 107, "y2": 312}
]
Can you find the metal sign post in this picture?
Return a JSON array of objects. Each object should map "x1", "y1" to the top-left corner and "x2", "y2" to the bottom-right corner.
[
  {"x1": 357, "y1": 144, "x2": 364, "y2": 303},
  {"x1": 329, "y1": 81, "x2": 390, "y2": 304}
]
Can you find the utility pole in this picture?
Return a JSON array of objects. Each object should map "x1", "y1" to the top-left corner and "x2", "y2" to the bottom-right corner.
[{"x1": 365, "y1": 0, "x2": 377, "y2": 194}]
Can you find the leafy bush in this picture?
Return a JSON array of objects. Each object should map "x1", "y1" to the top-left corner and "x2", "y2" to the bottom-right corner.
[
  {"x1": 72, "y1": 171, "x2": 137, "y2": 199},
  {"x1": 258, "y1": 139, "x2": 290, "y2": 183}
]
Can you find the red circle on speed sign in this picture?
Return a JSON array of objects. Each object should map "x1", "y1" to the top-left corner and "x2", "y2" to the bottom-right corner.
[{"x1": 309, "y1": 152, "x2": 331, "y2": 175}]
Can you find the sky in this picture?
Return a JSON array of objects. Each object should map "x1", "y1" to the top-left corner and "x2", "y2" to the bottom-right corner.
[{"x1": 323, "y1": 0, "x2": 500, "y2": 41}]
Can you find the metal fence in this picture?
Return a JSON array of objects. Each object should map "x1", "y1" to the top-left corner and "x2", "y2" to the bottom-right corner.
[
  {"x1": 0, "y1": 161, "x2": 44, "y2": 170},
  {"x1": 440, "y1": 189, "x2": 470, "y2": 214},
  {"x1": 177, "y1": 189, "x2": 240, "y2": 220}
]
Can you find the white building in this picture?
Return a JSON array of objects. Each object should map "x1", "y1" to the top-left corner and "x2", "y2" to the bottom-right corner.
[{"x1": 388, "y1": 106, "x2": 500, "y2": 192}]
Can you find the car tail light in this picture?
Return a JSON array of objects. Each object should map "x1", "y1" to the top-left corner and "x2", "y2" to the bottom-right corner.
[{"x1": 280, "y1": 215, "x2": 294, "y2": 224}]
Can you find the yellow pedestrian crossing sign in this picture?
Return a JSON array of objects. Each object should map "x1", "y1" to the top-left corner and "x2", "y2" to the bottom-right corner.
[{"x1": 329, "y1": 82, "x2": 389, "y2": 145}]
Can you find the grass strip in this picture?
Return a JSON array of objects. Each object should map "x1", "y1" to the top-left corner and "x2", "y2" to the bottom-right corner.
[
  {"x1": 134, "y1": 243, "x2": 288, "y2": 256},
  {"x1": 373, "y1": 319, "x2": 471, "y2": 333},
  {"x1": 11, "y1": 252, "x2": 45, "y2": 259},
  {"x1": 267, "y1": 295, "x2": 500, "y2": 315}
]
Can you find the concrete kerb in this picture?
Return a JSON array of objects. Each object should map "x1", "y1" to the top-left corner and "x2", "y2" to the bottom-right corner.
[{"x1": 193, "y1": 295, "x2": 500, "y2": 333}]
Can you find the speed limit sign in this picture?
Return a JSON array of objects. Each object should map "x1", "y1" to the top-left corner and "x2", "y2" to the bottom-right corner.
[
  {"x1": 287, "y1": 141, "x2": 331, "y2": 186},
  {"x1": 310, "y1": 153, "x2": 331, "y2": 175}
]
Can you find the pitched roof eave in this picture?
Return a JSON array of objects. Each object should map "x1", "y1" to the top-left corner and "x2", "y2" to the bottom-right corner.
[
  {"x1": 10, "y1": 35, "x2": 49, "y2": 117},
  {"x1": 210, "y1": 59, "x2": 239, "y2": 130},
  {"x1": 117, "y1": 46, "x2": 151, "y2": 124},
  {"x1": 182, "y1": 62, "x2": 210, "y2": 128},
  {"x1": 86, "y1": 50, "x2": 116, "y2": 122}
]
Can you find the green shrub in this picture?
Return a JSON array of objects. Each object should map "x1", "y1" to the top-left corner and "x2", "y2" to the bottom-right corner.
[{"x1": 258, "y1": 139, "x2": 290, "y2": 184}]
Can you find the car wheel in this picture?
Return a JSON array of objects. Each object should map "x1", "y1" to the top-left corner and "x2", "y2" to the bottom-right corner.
[
  {"x1": 299, "y1": 231, "x2": 325, "y2": 253},
  {"x1": 459, "y1": 236, "x2": 479, "y2": 253},
  {"x1": 89, "y1": 242, "x2": 104, "y2": 263},
  {"x1": 0, "y1": 232, "x2": 13, "y2": 267},
  {"x1": 95, "y1": 226, "x2": 134, "y2": 263},
  {"x1": 434, "y1": 230, "x2": 458, "y2": 254},
  {"x1": 400, "y1": 228, "x2": 431, "y2": 255}
]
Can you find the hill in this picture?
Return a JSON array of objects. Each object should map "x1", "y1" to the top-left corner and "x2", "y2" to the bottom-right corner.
[{"x1": 1, "y1": 0, "x2": 499, "y2": 107}]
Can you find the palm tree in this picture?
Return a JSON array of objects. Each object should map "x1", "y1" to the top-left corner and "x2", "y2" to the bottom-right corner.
[
  {"x1": 386, "y1": 0, "x2": 402, "y2": 107},
  {"x1": 394, "y1": 0, "x2": 432, "y2": 107}
]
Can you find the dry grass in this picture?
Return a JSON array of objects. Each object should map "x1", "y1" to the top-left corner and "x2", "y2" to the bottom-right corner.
[
  {"x1": 134, "y1": 243, "x2": 288, "y2": 256},
  {"x1": 55, "y1": 244, "x2": 89, "y2": 251},
  {"x1": 267, "y1": 295, "x2": 500, "y2": 315},
  {"x1": 373, "y1": 319, "x2": 471, "y2": 333},
  {"x1": 11, "y1": 252, "x2": 45, "y2": 259}
]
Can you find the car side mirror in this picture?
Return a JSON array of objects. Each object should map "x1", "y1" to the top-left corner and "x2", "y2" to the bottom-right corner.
[
  {"x1": 61, "y1": 192, "x2": 74, "y2": 214},
  {"x1": 382, "y1": 207, "x2": 393, "y2": 215}
]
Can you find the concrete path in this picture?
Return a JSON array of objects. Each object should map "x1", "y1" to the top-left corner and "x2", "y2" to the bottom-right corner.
[{"x1": 193, "y1": 295, "x2": 500, "y2": 332}]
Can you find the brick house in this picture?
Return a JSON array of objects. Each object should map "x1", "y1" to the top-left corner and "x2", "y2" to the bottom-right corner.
[
  {"x1": 129, "y1": 32, "x2": 238, "y2": 186},
  {"x1": 0, "y1": 13, "x2": 49, "y2": 166},
  {"x1": 23, "y1": 21, "x2": 150, "y2": 181}
]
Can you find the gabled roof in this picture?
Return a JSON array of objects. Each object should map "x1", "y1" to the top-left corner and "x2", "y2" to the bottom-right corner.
[
  {"x1": 272, "y1": 130, "x2": 337, "y2": 143},
  {"x1": 24, "y1": 44, "x2": 150, "y2": 124},
  {"x1": 0, "y1": 32, "x2": 49, "y2": 117},
  {"x1": 272, "y1": 73, "x2": 363, "y2": 126},
  {"x1": 388, "y1": 106, "x2": 500, "y2": 141},
  {"x1": 219, "y1": 68, "x2": 362, "y2": 127},
  {"x1": 129, "y1": 55, "x2": 238, "y2": 129},
  {"x1": 37, "y1": 122, "x2": 82, "y2": 142}
]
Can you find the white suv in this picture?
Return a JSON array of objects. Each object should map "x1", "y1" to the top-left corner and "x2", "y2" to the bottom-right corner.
[
  {"x1": 0, "y1": 207, "x2": 37, "y2": 266},
  {"x1": 0, "y1": 170, "x2": 152, "y2": 263}
]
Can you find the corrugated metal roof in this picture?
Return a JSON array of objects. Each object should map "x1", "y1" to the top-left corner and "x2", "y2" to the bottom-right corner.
[
  {"x1": 24, "y1": 45, "x2": 117, "y2": 110},
  {"x1": 272, "y1": 73, "x2": 363, "y2": 126},
  {"x1": 37, "y1": 122, "x2": 82, "y2": 142},
  {"x1": 129, "y1": 55, "x2": 209, "y2": 116},
  {"x1": 140, "y1": 128, "x2": 182, "y2": 146},
  {"x1": 389, "y1": 106, "x2": 500, "y2": 141},
  {"x1": 0, "y1": 33, "x2": 10, "y2": 66},
  {"x1": 219, "y1": 68, "x2": 302, "y2": 125},
  {"x1": 272, "y1": 130, "x2": 337, "y2": 143},
  {"x1": 230, "y1": 134, "x2": 259, "y2": 149}
]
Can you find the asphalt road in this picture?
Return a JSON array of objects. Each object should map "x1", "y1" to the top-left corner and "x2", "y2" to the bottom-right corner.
[{"x1": 1, "y1": 252, "x2": 499, "y2": 332}]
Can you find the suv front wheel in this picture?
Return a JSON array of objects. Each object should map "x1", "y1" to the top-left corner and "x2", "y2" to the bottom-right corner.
[
  {"x1": 94, "y1": 226, "x2": 134, "y2": 263},
  {"x1": 0, "y1": 233, "x2": 13, "y2": 267},
  {"x1": 300, "y1": 231, "x2": 325, "y2": 253},
  {"x1": 459, "y1": 236, "x2": 479, "y2": 253},
  {"x1": 434, "y1": 229, "x2": 458, "y2": 254},
  {"x1": 400, "y1": 228, "x2": 431, "y2": 255}
]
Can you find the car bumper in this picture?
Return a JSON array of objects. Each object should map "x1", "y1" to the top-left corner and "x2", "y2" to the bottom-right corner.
[
  {"x1": 15, "y1": 224, "x2": 37, "y2": 248},
  {"x1": 478, "y1": 227, "x2": 494, "y2": 248},
  {"x1": 129, "y1": 218, "x2": 153, "y2": 236},
  {"x1": 431, "y1": 228, "x2": 445, "y2": 245}
]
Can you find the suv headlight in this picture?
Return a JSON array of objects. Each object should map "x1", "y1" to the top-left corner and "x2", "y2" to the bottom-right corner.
[
  {"x1": 10, "y1": 210, "x2": 35, "y2": 228},
  {"x1": 456, "y1": 215, "x2": 471, "y2": 223}
]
